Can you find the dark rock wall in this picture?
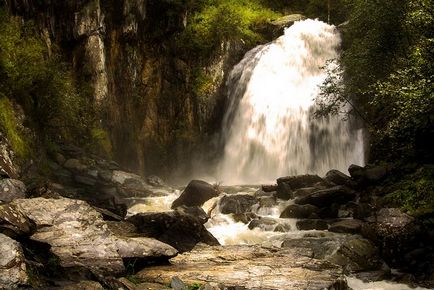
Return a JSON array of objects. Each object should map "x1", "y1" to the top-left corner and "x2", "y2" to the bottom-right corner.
[{"x1": 6, "y1": 0, "x2": 248, "y2": 178}]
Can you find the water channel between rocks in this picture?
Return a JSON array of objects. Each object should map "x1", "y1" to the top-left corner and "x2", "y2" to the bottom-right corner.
[{"x1": 127, "y1": 183, "x2": 430, "y2": 290}]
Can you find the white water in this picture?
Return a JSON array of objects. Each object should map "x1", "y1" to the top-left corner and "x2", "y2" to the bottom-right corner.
[{"x1": 218, "y1": 19, "x2": 364, "y2": 185}]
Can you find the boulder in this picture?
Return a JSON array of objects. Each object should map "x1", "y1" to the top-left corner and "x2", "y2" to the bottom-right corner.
[
  {"x1": 328, "y1": 237, "x2": 384, "y2": 273},
  {"x1": 325, "y1": 170, "x2": 353, "y2": 187},
  {"x1": 0, "y1": 179, "x2": 26, "y2": 203},
  {"x1": 136, "y1": 244, "x2": 348, "y2": 290},
  {"x1": 277, "y1": 174, "x2": 324, "y2": 190},
  {"x1": 361, "y1": 208, "x2": 422, "y2": 267},
  {"x1": 172, "y1": 180, "x2": 219, "y2": 209},
  {"x1": 280, "y1": 204, "x2": 319, "y2": 219},
  {"x1": 258, "y1": 196, "x2": 277, "y2": 208},
  {"x1": 248, "y1": 217, "x2": 292, "y2": 232},
  {"x1": 329, "y1": 219, "x2": 363, "y2": 234},
  {"x1": 147, "y1": 175, "x2": 166, "y2": 187},
  {"x1": 64, "y1": 158, "x2": 87, "y2": 171},
  {"x1": 0, "y1": 233, "x2": 28, "y2": 288},
  {"x1": 127, "y1": 210, "x2": 219, "y2": 253},
  {"x1": 296, "y1": 219, "x2": 328, "y2": 230},
  {"x1": 261, "y1": 184, "x2": 278, "y2": 192},
  {"x1": 0, "y1": 198, "x2": 177, "y2": 275},
  {"x1": 218, "y1": 194, "x2": 257, "y2": 215},
  {"x1": 348, "y1": 164, "x2": 388, "y2": 185},
  {"x1": 295, "y1": 186, "x2": 356, "y2": 207},
  {"x1": 232, "y1": 212, "x2": 258, "y2": 224},
  {"x1": 293, "y1": 187, "x2": 318, "y2": 198},
  {"x1": 276, "y1": 182, "x2": 293, "y2": 200}
]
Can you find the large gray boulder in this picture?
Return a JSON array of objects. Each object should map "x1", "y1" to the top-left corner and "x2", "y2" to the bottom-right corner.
[
  {"x1": 280, "y1": 204, "x2": 319, "y2": 219},
  {"x1": 329, "y1": 219, "x2": 363, "y2": 234},
  {"x1": 127, "y1": 209, "x2": 219, "y2": 253},
  {"x1": 0, "y1": 233, "x2": 28, "y2": 288},
  {"x1": 218, "y1": 194, "x2": 257, "y2": 215},
  {"x1": 136, "y1": 244, "x2": 348, "y2": 290},
  {"x1": 324, "y1": 170, "x2": 353, "y2": 187},
  {"x1": 171, "y1": 180, "x2": 219, "y2": 209},
  {"x1": 0, "y1": 198, "x2": 177, "y2": 275},
  {"x1": 0, "y1": 179, "x2": 26, "y2": 203},
  {"x1": 295, "y1": 186, "x2": 356, "y2": 207}
]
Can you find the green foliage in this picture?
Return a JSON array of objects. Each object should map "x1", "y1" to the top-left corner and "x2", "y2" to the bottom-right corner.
[
  {"x1": 177, "y1": 0, "x2": 280, "y2": 60},
  {"x1": 315, "y1": 0, "x2": 434, "y2": 162},
  {"x1": 0, "y1": 8, "x2": 96, "y2": 151},
  {"x1": 384, "y1": 166, "x2": 434, "y2": 216},
  {"x1": 90, "y1": 127, "x2": 113, "y2": 158},
  {"x1": 188, "y1": 282, "x2": 202, "y2": 290},
  {"x1": 0, "y1": 96, "x2": 30, "y2": 158},
  {"x1": 126, "y1": 275, "x2": 145, "y2": 285}
]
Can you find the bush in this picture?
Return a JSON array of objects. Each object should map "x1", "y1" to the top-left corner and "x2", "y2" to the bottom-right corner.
[{"x1": 176, "y1": 0, "x2": 280, "y2": 60}]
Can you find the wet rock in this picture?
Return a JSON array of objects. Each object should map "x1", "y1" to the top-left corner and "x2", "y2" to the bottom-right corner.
[
  {"x1": 59, "y1": 281, "x2": 104, "y2": 290},
  {"x1": 296, "y1": 219, "x2": 328, "y2": 230},
  {"x1": 262, "y1": 184, "x2": 278, "y2": 192},
  {"x1": 348, "y1": 164, "x2": 388, "y2": 185},
  {"x1": 0, "y1": 233, "x2": 28, "y2": 288},
  {"x1": 232, "y1": 212, "x2": 258, "y2": 224},
  {"x1": 328, "y1": 237, "x2": 384, "y2": 273},
  {"x1": 177, "y1": 206, "x2": 209, "y2": 224},
  {"x1": 147, "y1": 175, "x2": 166, "y2": 187},
  {"x1": 0, "y1": 179, "x2": 26, "y2": 203},
  {"x1": 258, "y1": 195, "x2": 277, "y2": 208},
  {"x1": 325, "y1": 170, "x2": 353, "y2": 187},
  {"x1": 295, "y1": 186, "x2": 356, "y2": 207},
  {"x1": 172, "y1": 180, "x2": 219, "y2": 209},
  {"x1": 277, "y1": 174, "x2": 324, "y2": 190},
  {"x1": 64, "y1": 159, "x2": 87, "y2": 172},
  {"x1": 136, "y1": 244, "x2": 348, "y2": 290},
  {"x1": 293, "y1": 186, "x2": 318, "y2": 198},
  {"x1": 0, "y1": 203, "x2": 34, "y2": 236},
  {"x1": 127, "y1": 210, "x2": 219, "y2": 253},
  {"x1": 276, "y1": 182, "x2": 293, "y2": 200},
  {"x1": 329, "y1": 219, "x2": 363, "y2": 234},
  {"x1": 361, "y1": 208, "x2": 422, "y2": 268},
  {"x1": 353, "y1": 203, "x2": 374, "y2": 220},
  {"x1": 171, "y1": 276, "x2": 188, "y2": 290},
  {"x1": 0, "y1": 198, "x2": 177, "y2": 275},
  {"x1": 218, "y1": 194, "x2": 257, "y2": 214},
  {"x1": 199, "y1": 282, "x2": 225, "y2": 290},
  {"x1": 74, "y1": 174, "x2": 97, "y2": 186},
  {"x1": 280, "y1": 204, "x2": 319, "y2": 219}
]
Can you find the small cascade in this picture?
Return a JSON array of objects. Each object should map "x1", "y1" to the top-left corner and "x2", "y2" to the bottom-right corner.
[{"x1": 218, "y1": 19, "x2": 364, "y2": 185}]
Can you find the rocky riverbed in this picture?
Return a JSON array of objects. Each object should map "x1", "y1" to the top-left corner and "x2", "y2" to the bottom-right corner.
[{"x1": 1, "y1": 152, "x2": 433, "y2": 289}]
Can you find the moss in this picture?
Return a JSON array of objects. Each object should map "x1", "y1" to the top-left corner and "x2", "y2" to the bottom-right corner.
[
  {"x1": 90, "y1": 127, "x2": 113, "y2": 157},
  {"x1": 188, "y1": 282, "x2": 202, "y2": 290},
  {"x1": 0, "y1": 96, "x2": 30, "y2": 159},
  {"x1": 383, "y1": 165, "x2": 434, "y2": 217},
  {"x1": 192, "y1": 69, "x2": 215, "y2": 100}
]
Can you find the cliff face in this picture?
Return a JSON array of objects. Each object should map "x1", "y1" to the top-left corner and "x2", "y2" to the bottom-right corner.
[{"x1": 6, "y1": 0, "x2": 247, "y2": 178}]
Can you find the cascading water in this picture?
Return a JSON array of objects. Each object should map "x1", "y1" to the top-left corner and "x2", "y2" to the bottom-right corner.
[{"x1": 218, "y1": 19, "x2": 364, "y2": 185}]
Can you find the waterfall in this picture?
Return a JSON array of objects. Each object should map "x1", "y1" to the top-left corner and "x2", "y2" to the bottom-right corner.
[{"x1": 218, "y1": 19, "x2": 364, "y2": 185}]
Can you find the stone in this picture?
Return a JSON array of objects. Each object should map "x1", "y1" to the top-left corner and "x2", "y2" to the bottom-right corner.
[
  {"x1": 0, "y1": 198, "x2": 177, "y2": 275},
  {"x1": 232, "y1": 212, "x2": 258, "y2": 224},
  {"x1": 361, "y1": 208, "x2": 421, "y2": 268},
  {"x1": 277, "y1": 174, "x2": 324, "y2": 190},
  {"x1": 171, "y1": 276, "x2": 188, "y2": 290},
  {"x1": 55, "y1": 153, "x2": 66, "y2": 165},
  {"x1": 329, "y1": 219, "x2": 363, "y2": 234},
  {"x1": 258, "y1": 196, "x2": 277, "y2": 208},
  {"x1": 276, "y1": 182, "x2": 293, "y2": 200},
  {"x1": 218, "y1": 194, "x2": 257, "y2": 215},
  {"x1": 261, "y1": 184, "x2": 278, "y2": 192},
  {"x1": 0, "y1": 179, "x2": 26, "y2": 203},
  {"x1": 295, "y1": 186, "x2": 356, "y2": 207},
  {"x1": 98, "y1": 170, "x2": 113, "y2": 182},
  {"x1": 348, "y1": 164, "x2": 365, "y2": 180},
  {"x1": 64, "y1": 159, "x2": 87, "y2": 171},
  {"x1": 0, "y1": 233, "x2": 28, "y2": 288},
  {"x1": 293, "y1": 187, "x2": 318, "y2": 198},
  {"x1": 59, "y1": 281, "x2": 104, "y2": 290},
  {"x1": 280, "y1": 204, "x2": 319, "y2": 219},
  {"x1": 74, "y1": 174, "x2": 97, "y2": 186},
  {"x1": 325, "y1": 170, "x2": 353, "y2": 186},
  {"x1": 328, "y1": 237, "x2": 384, "y2": 273},
  {"x1": 127, "y1": 210, "x2": 219, "y2": 253},
  {"x1": 136, "y1": 244, "x2": 348, "y2": 290},
  {"x1": 147, "y1": 175, "x2": 166, "y2": 187},
  {"x1": 172, "y1": 180, "x2": 219, "y2": 209},
  {"x1": 296, "y1": 219, "x2": 328, "y2": 230}
]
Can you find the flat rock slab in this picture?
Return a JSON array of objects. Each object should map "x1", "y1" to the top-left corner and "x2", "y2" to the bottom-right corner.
[
  {"x1": 0, "y1": 233, "x2": 28, "y2": 288},
  {"x1": 137, "y1": 244, "x2": 348, "y2": 290},
  {"x1": 0, "y1": 198, "x2": 177, "y2": 275}
]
